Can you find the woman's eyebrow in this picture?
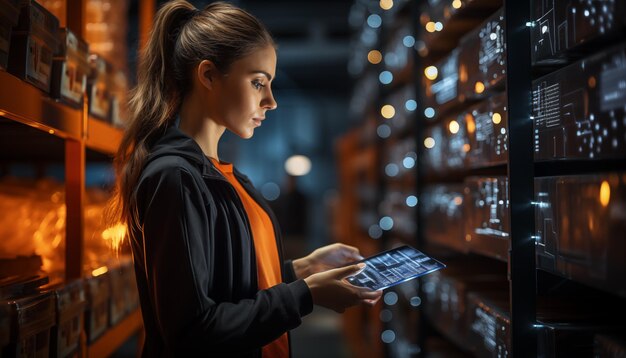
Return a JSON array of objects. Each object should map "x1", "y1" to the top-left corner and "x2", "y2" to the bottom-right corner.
[{"x1": 251, "y1": 70, "x2": 273, "y2": 81}]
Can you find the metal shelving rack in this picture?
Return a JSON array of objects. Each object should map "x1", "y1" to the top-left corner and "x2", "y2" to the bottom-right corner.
[{"x1": 0, "y1": 1, "x2": 155, "y2": 356}]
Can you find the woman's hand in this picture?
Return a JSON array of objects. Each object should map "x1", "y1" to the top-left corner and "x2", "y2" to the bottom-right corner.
[
  {"x1": 293, "y1": 243, "x2": 364, "y2": 279},
  {"x1": 304, "y1": 263, "x2": 383, "y2": 313}
]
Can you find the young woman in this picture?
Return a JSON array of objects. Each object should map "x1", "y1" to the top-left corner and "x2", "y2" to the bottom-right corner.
[{"x1": 109, "y1": 1, "x2": 382, "y2": 357}]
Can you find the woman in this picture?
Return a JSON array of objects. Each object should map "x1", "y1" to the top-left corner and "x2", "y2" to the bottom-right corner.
[{"x1": 109, "y1": 1, "x2": 382, "y2": 357}]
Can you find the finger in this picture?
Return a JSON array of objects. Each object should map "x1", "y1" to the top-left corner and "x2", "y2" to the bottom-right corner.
[
  {"x1": 339, "y1": 244, "x2": 364, "y2": 260},
  {"x1": 357, "y1": 289, "x2": 383, "y2": 300},
  {"x1": 330, "y1": 263, "x2": 366, "y2": 278},
  {"x1": 363, "y1": 299, "x2": 379, "y2": 306}
]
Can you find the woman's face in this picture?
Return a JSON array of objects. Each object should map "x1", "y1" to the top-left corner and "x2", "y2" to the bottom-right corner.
[{"x1": 209, "y1": 45, "x2": 278, "y2": 139}]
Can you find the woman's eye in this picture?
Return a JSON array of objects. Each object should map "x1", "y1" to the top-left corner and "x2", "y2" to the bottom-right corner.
[{"x1": 252, "y1": 81, "x2": 266, "y2": 90}]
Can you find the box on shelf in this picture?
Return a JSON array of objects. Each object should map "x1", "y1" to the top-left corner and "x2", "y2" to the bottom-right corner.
[
  {"x1": 50, "y1": 28, "x2": 89, "y2": 109},
  {"x1": 0, "y1": 273, "x2": 49, "y2": 301},
  {"x1": 1, "y1": 292, "x2": 56, "y2": 358},
  {"x1": 0, "y1": 0, "x2": 20, "y2": 70},
  {"x1": 423, "y1": 267, "x2": 508, "y2": 350},
  {"x1": 532, "y1": 42, "x2": 626, "y2": 161},
  {"x1": 422, "y1": 184, "x2": 467, "y2": 253},
  {"x1": 534, "y1": 173, "x2": 626, "y2": 297},
  {"x1": 464, "y1": 93, "x2": 509, "y2": 167},
  {"x1": 83, "y1": 271, "x2": 110, "y2": 343},
  {"x1": 7, "y1": 0, "x2": 59, "y2": 93},
  {"x1": 110, "y1": 68, "x2": 129, "y2": 127},
  {"x1": 422, "y1": 49, "x2": 460, "y2": 119},
  {"x1": 531, "y1": 0, "x2": 626, "y2": 65},
  {"x1": 41, "y1": 279, "x2": 86, "y2": 358},
  {"x1": 87, "y1": 53, "x2": 112, "y2": 123},
  {"x1": 458, "y1": 8, "x2": 506, "y2": 101},
  {"x1": 109, "y1": 258, "x2": 137, "y2": 325},
  {"x1": 464, "y1": 176, "x2": 510, "y2": 262}
]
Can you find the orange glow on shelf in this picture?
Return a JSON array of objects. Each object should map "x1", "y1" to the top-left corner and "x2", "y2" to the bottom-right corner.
[
  {"x1": 588, "y1": 76, "x2": 597, "y2": 88},
  {"x1": 463, "y1": 143, "x2": 471, "y2": 152},
  {"x1": 492, "y1": 112, "x2": 502, "y2": 124},
  {"x1": 600, "y1": 180, "x2": 611, "y2": 207},
  {"x1": 475, "y1": 81, "x2": 485, "y2": 94},
  {"x1": 92, "y1": 266, "x2": 109, "y2": 277},
  {"x1": 101, "y1": 222, "x2": 128, "y2": 252},
  {"x1": 466, "y1": 114, "x2": 476, "y2": 134},
  {"x1": 453, "y1": 196, "x2": 463, "y2": 205}
]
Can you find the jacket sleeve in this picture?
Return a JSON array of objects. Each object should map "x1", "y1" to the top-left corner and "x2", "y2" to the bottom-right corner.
[
  {"x1": 137, "y1": 165, "x2": 313, "y2": 355},
  {"x1": 283, "y1": 259, "x2": 298, "y2": 283}
]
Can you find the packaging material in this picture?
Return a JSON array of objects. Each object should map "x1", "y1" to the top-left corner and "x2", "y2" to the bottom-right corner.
[
  {"x1": 7, "y1": 0, "x2": 59, "y2": 93},
  {"x1": 535, "y1": 173, "x2": 626, "y2": 297},
  {"x1": 458, "y1": 8, "x2": 506, "y2": 100},
  {"x1": 422, "y1": 49, "x2": 460, "y2": 119},
  {"x1": 0, "y1": 0, "x2": 20, "y2": 70},
  {"x1": 464, "y1": 176, "x2": 510, "y2": 261},
  {"x1": 532, "y1": 43, "x2": 626, "y2": 161},
  {"x1": 51, "y1": 28, "x2": 89, "y2": 108},
  {"x1": 83, "y1": 271, "x2": 110, "y2": 343},
  {"x1": 87, "y1": 53, "x2": 112, "y2": 122},
  {"x1": 531, "y1": 0, "x2": 626, "y2": 65},
  {"x1": 1, "y1": 292, "x2": 55, "y2": 358},
  {"x1": 41, "y1": 279, "x2": 86, "y2": 358}
]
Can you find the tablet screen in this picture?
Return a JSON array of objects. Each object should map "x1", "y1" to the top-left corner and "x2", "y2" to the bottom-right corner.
[{"x1": 345, "y1": 245, "x2": 445, "y2": 291}]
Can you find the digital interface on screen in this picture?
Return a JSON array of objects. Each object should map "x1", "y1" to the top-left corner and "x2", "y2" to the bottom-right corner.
[{"x1": 345, "y1": 245, "x2": 445, "y2": 291}]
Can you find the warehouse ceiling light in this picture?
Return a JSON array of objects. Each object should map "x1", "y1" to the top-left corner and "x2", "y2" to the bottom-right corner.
[
  {"x1": 381, "y1": 104, "x2": 395, "y2": 119},
  {"x1": 367, "y1": 14, "x2": 382, "y2": 28},
  {"x1": 492, "y1": 112, "x2": 502, "y2": 124},
  {"x1": 380, "y1": 0, "x2": 393, "y2": 10},
  {"x1": 424, "y1": 137, "x2": 436, "y2": 149},
  {"x1": 448, "y1": 120, "x2": 460, "y2": 134},
  {"x1": 425, "y1": 22, "x2": 436, "y2": 32},
  {"x1": 475, "y1": 81, "x2": 485, "y2": 94},
  {"x1": 285, "y1": 155, "x2": 312, "y2": 176},
  {"x1": 452, "y1": 0, "x2": 462, "y2": 9},
  {"x1": 424, "y1": 65, "x2": 438, "y2": 80},
  {"x1": 368, "y1": 50, "x2": 383, "y2": 64}
]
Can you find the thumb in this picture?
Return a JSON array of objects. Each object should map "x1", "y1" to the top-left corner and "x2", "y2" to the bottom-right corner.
[{"x1": 329, "y1": 263, "x2": 366, "y2": 278}]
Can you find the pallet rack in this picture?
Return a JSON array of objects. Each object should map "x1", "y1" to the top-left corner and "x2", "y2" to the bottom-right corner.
[
  {"x1": 0, "y1": 1, "x2": 155, "y2": 356},
  {"x1": 342, "y1": 0, "x2": 626, "y2": 356}
]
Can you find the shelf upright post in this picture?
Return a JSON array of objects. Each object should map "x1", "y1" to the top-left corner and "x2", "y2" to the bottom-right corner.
[
  {"x1": 67, "y1": 0, "x2": 86, "y2": 38},
  {"x1": 139, "y1": 0, "x2": 156, "y2": 51},
  {"x1": 504, "y1": 1, "x2": 537, "y2": 356},
  {"x1": 65, "y1": 137, "x2": 86, "y2": 280}
]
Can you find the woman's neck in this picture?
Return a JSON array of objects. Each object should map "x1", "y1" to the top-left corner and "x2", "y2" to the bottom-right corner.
[{"x1": 178, "y1": 94, "x2": 225, "y2": 161}]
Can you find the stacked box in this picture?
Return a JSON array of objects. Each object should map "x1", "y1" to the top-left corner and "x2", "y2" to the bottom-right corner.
[
  {"x1": 464, "y1": 176, "x2": 510, "y2": 261},
  {"x1": 0, "y1": 0, "x2": 20, "y2": 70},
  {"x1": 531, "y1": 0, "x2": 626, "y2": 65},
  {"x1": 2, "y1": 292, "x2": 55, "y2": 358},
  {"x1": 87, "y1": 53, "x2": 112, "y2": 122},
  {"x1": 423, "y1": 268, "x2": 508, "y2": 349},
  {"x1": 535, "y1": 173, "x2": 626, "y2": 297},
  {"x1": 109, "y1": 259, "x2": 136, "y2": 325},
  {"x1": 458, "y1": 8, "x2": 506, "y2": 100},
  {"x1": 7, "y1": 0, "x2": 59, "y2": 93},
  {"x1": 532, "y1": 43, "x2": 626, "y2": 161},
  {"x1": 423, "y1": 49, "x2": 460, "y2": 118},
  {"x1": 84, "y1": 272, "x2": 110, "y2": 343},
  {"x1": 44, "y1": 280, "x2": 86, "y2": 358},
  {"x1": 50, "y1": 28, "x2": 89, "y2": 108},
  {"x1": 465, "y1": 93, "x2": 509, "y2": 167}
]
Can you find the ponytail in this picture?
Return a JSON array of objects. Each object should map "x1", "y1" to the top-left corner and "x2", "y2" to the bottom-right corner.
[{"x1": 107, "y1": 1, "x2": 275, "y2": 242}]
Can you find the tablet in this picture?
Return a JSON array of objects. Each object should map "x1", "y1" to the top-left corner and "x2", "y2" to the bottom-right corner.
[{"x1": 345, "y1": 245, "x2": 445, "y2": 291}]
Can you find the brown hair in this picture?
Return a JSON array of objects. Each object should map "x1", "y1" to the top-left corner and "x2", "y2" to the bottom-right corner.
[{"x1": 107, "y1": 0, "x2": 274, "y2": 237}]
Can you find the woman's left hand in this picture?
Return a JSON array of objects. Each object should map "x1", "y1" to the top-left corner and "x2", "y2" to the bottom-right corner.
[{"x1": 293, "y1": 243, "x2": 364, "y2": 279}]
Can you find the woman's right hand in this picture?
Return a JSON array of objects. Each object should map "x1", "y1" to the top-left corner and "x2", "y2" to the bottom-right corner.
[{"x1": 303, "y1": 263, "x2": 383, "y2": 313}]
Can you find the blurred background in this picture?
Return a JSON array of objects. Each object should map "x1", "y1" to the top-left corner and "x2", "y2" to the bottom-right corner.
[{"x1": 2, "y1": 0, "x2": 626, "y2": 357}]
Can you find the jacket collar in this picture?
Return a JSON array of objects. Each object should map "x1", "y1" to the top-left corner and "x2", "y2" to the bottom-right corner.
[{"x1": 147, "y1": 125, "x2": 252, "y2": 184}]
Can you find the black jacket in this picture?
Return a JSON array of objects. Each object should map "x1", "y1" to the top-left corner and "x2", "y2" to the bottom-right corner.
[{"x1": 129, "y1": 125, "x2": 313, "y2": 357}]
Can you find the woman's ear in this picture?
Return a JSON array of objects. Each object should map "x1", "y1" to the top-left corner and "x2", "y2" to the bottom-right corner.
[{"x1": 197, "y1": 59, "x2": 216, "y2": 90}]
